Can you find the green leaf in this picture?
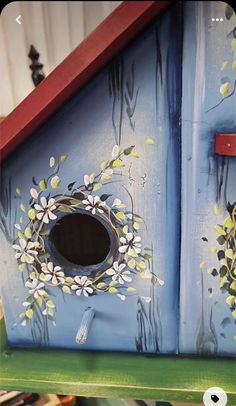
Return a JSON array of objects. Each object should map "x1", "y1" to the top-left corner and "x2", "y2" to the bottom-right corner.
[
  {"x1": 19, "y1": 216, "x2": 24, "y2": 224},
  {"x1": 17, "y1": 231, "x2": 25, "y2": 240},
  {"x1": 109, "y1": 287, "x2": 118, "y2": 293},
  {"x1": 28, "y1": 209, "x2": 36, "y2": 220},
  {"x1": 127, "y1": 287, "x2": 136, "y2": 292},
  {"x1": 131, "y1": 150, "x2": 139, "y2": 158},
  {"x1": 26, "y1": 308, "x2": 33, "y2": 319},
  {"x1": 230, "y1": 281, "x2": 236, "y2": 291},
  {"x1": 29, "y1": 272, "x2": 36, "y2": 280},
  {"x1": 48, "y1": 308, "x2": 54, "y2": 317},
  {"x1": 232, "y1": 60, "x2": 236, "y2": 72},
  {"x1": 124, "y1": 145, "x2": 135, "y2": 155},
  {"x1": 93, "y1": 183, "x2": 102, "y2": 192},
  {"x1": 220, "y1": 61, "x2": 228, "y2": 71},
  {"x1": 89, "y1": 172, "x2": 96, "y2": 183},
  {"x1": 62, "y1": 286, "x2": 71, "y2": 294},
  {"x1": 100, "y1": 160, "x2": 108, "y2": 171},
  {"x1": 101, "y1": 173, "x2": 111, "y2": 181},
  {"x1": 225, "y1": 249, "x2": 234, "y2": 260},
  {"x1": 144, "y1": 253, "x2": 152, "y2": 260},
  {"x1": 128, "y1": 259, "x2": 136, "y2": 269},
  {"x1": 24, "y1": 226, "x2": 32, "y2": 239},
  {"x1": 39, "y1": 179, "x2": 47, "y2": 191},
  {"x1": 109, "y1": 280, "x2": 118, "y2": 287},
  {"x1": 16, "y1": 187, "x2": 21, "y2": 196},
  {"x1": 36, "y1": 297, "x2": 43, "y2": 306},
  {"x1": 133, "y1": 222, "x2": 140, "y2": 230},
  {"x1": 232, "y1": 38, "x2": 236, "y2": 52},
  {"x1": 51, "y1": 176, "x2": 61, "y2": 189},
  {"x1": 97, "y1": 282, "x2": 106, "y2": 289},
  {"x1": 18, "y1": 263, "x2": 26, "y2": 272},
  {"x1": 214, "y1": 225, "x2": 226, "y2": 236},
  {"x1": 65, "y1": 277, "x2": 74, "y2": 284},
  {"x1": 226, "y1": 295, "x2": 235, "y2": 306},
  {"x1": 60, "y1": 155, "x2": 68, "y2": 163},
  {"x1": 207, "y1": 268, "x2": 218, "y2": 277},
  {"x1": 151, "y1": 275, "x2": 157, "y2": 285},
  {"x1": 138, "y1": 261, "x2": 146, "y2": 270},
  {"x1": 220, "y1": 82, "x2": 230, "y2": 97},
  {"x1": 199, "y1": 261, "x2": 205, "y2": 269},
  {"x1": 213, "y1": 203, "x2": 221, "y2": 216},
  {"x1": 232, "y1": 309, "x2": 236, "y2": 319},
  {"x1": 20, "y1": 202, "x2": 26, "y2": 212},
  {"x1": 116, "y1": 212, "x2": 126, "y2": 221},
  {"x1": 58, "y1": 205, "x2": 73, "y2": 213},
  {"x1": 46, "y1": 300, "x2": 55, "y2": 308},
  {"x1": 112, "y1": 159, "x2": 124, "y2": 168},
  {"x1": 145, "y1": 138, "x2": 155, "y2": 145},
  {"x1": 39, "y1": 273, "x2": 45, "y2": 281},
  {"x1": 219, "y1": 266, "x2": 228, "y2": 278},
  {"x1": 223, "y1": 216, "x2": 233, "y2": 229},
  {"x1": 135, "y1": 216, "x2": 143, "y2": 224}
]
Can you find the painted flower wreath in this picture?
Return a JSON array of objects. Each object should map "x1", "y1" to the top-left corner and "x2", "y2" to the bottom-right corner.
[{"x1": 13, "y1": 145, "x2": 164, "y2": 325}]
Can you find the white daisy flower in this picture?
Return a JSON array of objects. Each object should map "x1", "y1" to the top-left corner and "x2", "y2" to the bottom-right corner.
[
  {"x1": 12, "y1": 239, "x2": 38, "y2": 264},
  {"x1": 106, "y1": 261, "x2": 132, "y2": 285},
  {"x1": 25, "y1": 279, "x2": 45, "y2": 299},
  {"x1": 82, "y1": 195, "x2": 106, "y2": 215},
  {"x1": 41, "y1": 262, "x2": 65, "y2": 285},
  {"x1": 34, "y1": 196, "x2": 57, "y2": 224},
  {"x1": 119, "y1": 232, "x2": 142, "y2": 256},
  {"x1": 71, "y1": 276, "x2": 93, "y2": 297}
]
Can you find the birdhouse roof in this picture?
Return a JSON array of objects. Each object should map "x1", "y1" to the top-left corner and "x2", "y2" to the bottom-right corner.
[{"x1": 0, "y1": 1, "x2": 172, "y2": 162}]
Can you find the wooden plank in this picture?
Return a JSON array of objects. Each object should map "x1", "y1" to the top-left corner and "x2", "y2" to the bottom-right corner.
[
  {"x1": 214, "y1": 133, "x2": 236, "y2": 156},
  {"x1": 0, "y1": 318, "x2": 235, "y2": 404},
  {"x1": 0, "y1": 1, "x2": 173, "y2": 162}
]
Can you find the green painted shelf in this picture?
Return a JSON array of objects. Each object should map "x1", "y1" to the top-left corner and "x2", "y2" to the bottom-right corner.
[{"x1": 0, "y1": 318, "x2": 236, "y2": 404}]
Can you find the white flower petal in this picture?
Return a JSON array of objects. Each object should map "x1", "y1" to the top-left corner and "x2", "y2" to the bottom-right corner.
[
  {"x1": 122, "y1": 275, "x2": 132, "y2": 283},
  {"x1": 44, "y1": 275, "x2": 52, "y2": 282},
  {"x1": 30, "y1": 188, "x2": 38, "y2": 199},
  {"x1": 126, "y1": 233, "x2": 133, "y2": 242},
  {"x1": 48, "y1": 262, "x2": 53, "y2": 272},
  {"x1": 14, "y1": 224, "x2": 21, "y2": 230},
  {"x1": 40, "y1": 196, "x2": 47, "y2": 208},
  {"x1": 81, "y1": 276, "x2": 88, "y2": 285},
  {"x1": 34, "y1": 204, "x2": 42, "y2": 211},
  {"x1": 88, "y1": 195, "x2": 94, "y2": 205},
  {"x1": 134, "y1": 236, "x2": 141, "y2": 243},
  {"x1": 36, "y1": 212, "x2": 44, "y2": 220},
  {"x1": 48, "y1": 198, "x2": 56, "y2": 207},
  {"x1": 118, "y1": 276, "x2": 124, "y2": 284},
  {"x1": 43, "y1": 212, "x2": 49, "y2": 224},
  {"x1": 85, "y1": 287, "x2": 93, "y2": 294},
  {"x1": 92, "y1": 208, "x2": 96, "y2": 215},
  {"x1": 94, "y1": 196, "x2": 100, "y2": 204},
  {"x1": 13, "y1": 244, "x2": 21, "y2": 251},
  {"x1": 112, "y1": 145, "x2": 120, "y2": 159},
  {"x1": 84, "y1": 175, "x2": 90, "y2": 187},
  {"x1": 106, "y1": 268, "x2": 115, "y2": 275},
  {"x1": 82, "y1": 199, "x2": 89, "y2": 205},
  {"x1": 19, "y1": 239, "x2": 27, "y2": 250},
  {"x1": 119, "y1": 245, "x2": 128, "y2": 253},
  {"x1": 112, "y1": 199, "x2": 122, "y2": 207},
  {"x1": 76, "y1": 289, "x2": 82, "y2": 296},
  {"x1": 119, "y1": 237, "x2": 126, "y2": 244},
  {"x1": 97, "y1": 208, "x2": 104, "y2": 214},
  {"x1": 50, "y1": 156, "x2": 55, "y2": 168},
  {"x1": 119, "y1": 264, "x2": 126, "y2": 272},
  {"x1": 74, "y1": 276, "x2": 81, "y2": 284},
  {"x1": 52, "y1": 275, "x2": 58, "y2": 285}
]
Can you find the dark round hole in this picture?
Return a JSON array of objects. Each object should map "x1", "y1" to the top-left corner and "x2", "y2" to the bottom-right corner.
[{"x1": 49, "y1": 213, "x2": 111, "y2": 266}]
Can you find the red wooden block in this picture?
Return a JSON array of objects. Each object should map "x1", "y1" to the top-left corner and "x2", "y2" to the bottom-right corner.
[{"x1": 214, "y1": 133, "x2": 236, "y2": 156}]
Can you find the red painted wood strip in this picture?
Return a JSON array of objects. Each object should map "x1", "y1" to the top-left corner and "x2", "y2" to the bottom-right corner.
[
  {"x1": 0, "y1": 1, "x2": 173, "y2": 162},
  {"x1": 214, "y1": 133, "x2": 236, "y2": 156}
]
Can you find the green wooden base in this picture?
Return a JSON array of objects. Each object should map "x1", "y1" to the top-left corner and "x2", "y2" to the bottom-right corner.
[{"x1": 0, "y1": 318, "x2": 235, "y2": 404}]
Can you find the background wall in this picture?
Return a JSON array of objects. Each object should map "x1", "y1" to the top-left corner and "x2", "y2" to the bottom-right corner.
[{"x1": 0, "y1": 1, "x2": 121, "y2": 117}]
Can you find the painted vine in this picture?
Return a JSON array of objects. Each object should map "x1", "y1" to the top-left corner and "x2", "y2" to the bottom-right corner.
[{"x1": 13, "y1": 145, "x2": 164, "y2": 326}]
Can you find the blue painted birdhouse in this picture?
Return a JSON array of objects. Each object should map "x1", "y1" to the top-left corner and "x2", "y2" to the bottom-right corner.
[{"x1": 0, "y1": 1, "x2": 235, "y2": 357}]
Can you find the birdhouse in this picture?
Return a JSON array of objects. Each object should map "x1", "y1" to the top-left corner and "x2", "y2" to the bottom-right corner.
[{"x1": 0, "y1": 0, "x2": 235, "y2": 364}]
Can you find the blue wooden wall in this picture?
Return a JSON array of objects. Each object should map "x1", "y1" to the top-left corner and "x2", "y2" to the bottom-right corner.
[{"x1": 0, "y1": 1, "x2": 235, "y2": 356}]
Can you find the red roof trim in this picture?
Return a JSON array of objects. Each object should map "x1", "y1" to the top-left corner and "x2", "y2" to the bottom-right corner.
[{"x1": 0, "y1": 1, "x2": 173, "y2": 162}]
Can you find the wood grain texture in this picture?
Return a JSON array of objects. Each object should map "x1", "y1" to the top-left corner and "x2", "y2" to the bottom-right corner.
[
  {"x1": 0, "y1": 1, "x2": 173, "y2": 162},
  {"x1": 0, "y1": 319, "x2": 235, "y2": 404}
]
